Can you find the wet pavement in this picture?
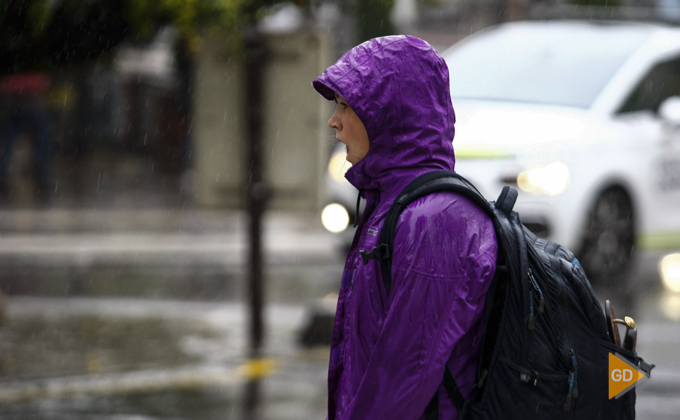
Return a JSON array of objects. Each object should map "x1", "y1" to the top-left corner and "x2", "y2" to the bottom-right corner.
[
  {"x1": 0, "y1": 298, "x2": 331, "y2": 420},
  {"x1": 2, "y1": 290, "x2": 680, "y2": 419},
  {"x1": 0, "y1": 209, "x2": 343, "y2": 302},
  {"x1": 0, "y1": 209, "x2": 342, "y2": 419},
  {"x1": 0, "y1": 208, "x2": 677, "y2": 419}
]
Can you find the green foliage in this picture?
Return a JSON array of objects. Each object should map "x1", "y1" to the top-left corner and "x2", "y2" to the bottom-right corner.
[
  {"x1": 111, "y1": 0, "x2": 250, "y2": 51},
  {"x1": 2, "y1": 0, "x2": 316, "y2": 70},
  {"x1": 122, "y1": 0, "x2": 247, "y2": 41},
  {"x1": 18, "y1": 0, "x2": 282, "y2": 53},
  {"x1": 27, "y1": 0, "x2": 55, "y2": 35},
  {"x1": 357, "y1": 0, "x2": 395, "y2": 43},
  {"x1": 570, "y1": 0, "x2": 621, "y2": 6}
]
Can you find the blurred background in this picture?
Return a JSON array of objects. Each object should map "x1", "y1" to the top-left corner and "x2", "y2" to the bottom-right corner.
[{"x1": 0, "y1": 0, "x2": 679, "y2": 419}]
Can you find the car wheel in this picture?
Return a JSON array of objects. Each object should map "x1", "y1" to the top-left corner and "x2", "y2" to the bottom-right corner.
[{"x1": 577, "y1": 187, "x2": 635, "y2": 285}]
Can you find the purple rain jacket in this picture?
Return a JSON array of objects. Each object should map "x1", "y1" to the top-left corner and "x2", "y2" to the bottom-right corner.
[{"x1": 313, "y1": 36, "x2": 498, "y2": 420}]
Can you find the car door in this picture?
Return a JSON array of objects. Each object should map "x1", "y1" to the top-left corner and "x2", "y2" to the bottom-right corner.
[{"x1": 617, "y1": 55, "x2": 680, "y2": 251}]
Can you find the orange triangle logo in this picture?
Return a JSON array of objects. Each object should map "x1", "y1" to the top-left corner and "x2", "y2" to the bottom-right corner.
[{"x1": 609, "y1": 352, "x2": 648, "y2": 399}]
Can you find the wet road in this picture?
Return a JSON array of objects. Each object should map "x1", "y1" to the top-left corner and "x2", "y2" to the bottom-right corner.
[
  {"x1": 0, "y1": 298, "x2": 331, "y2": 420},
  {"x1": 0, "y1": 210, "x2": 677, "y2": 419},
  {"x1": 0, "y1": 282, "x2": 678, "y2": 419}
]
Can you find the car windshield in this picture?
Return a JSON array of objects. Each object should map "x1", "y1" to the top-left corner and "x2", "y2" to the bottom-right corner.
[{"x1": 444, "y1": 23, "x2": 652, "y2": 108}]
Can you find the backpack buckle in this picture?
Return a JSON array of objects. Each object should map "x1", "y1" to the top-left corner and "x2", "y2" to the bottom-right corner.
[{"x1": 359, "y1": 244, "x2": 390, "y2": 265}]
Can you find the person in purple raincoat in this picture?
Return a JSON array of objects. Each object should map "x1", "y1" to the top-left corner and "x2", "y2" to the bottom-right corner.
[{"x1": 312, "y1": 35, "x2": 498, "y2": 420}]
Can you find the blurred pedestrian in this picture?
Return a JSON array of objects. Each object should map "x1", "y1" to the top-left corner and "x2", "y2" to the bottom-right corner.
[
  {"x1": 312, "y1": 36, "x2": 497, "y2": 419},
  {"x1": 0, "y1": 72, "x2": 53, "y2": 197}
]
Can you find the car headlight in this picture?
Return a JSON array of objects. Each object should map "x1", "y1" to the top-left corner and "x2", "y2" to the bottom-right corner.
[
  {"x1": 321, "y1": 203, "x2": 350, "y2": 233},
  {"x1": 660, "y1": 253, "x2": 680, "y2": 293},
  {"x1": 517, "y1": 161, "x2": 570, "y2": 196},
  {"x1": 328, "y1": 151, "x2": 351, "y2": 183}
]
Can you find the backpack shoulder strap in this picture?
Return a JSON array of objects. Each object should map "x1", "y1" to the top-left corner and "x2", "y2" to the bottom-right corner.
[
  {"x1": 360, "y1": 170, "x2": 515, "y2": 294},
  {"x1": 358, "y1": 170, "x2": 518, "y2": 416}
]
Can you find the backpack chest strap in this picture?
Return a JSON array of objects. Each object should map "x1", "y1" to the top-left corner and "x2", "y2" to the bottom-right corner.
[{"x1": 359, "y1": 244, "x2": 390, "y2": 265}]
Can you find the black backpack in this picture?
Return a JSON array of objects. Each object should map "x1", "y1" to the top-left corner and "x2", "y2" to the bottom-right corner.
[{"x1": 359, "y1": 171, "x2": 654, "y2": 419}]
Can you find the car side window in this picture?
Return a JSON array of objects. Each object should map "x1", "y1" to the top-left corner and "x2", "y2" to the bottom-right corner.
[{"x1": 619, "y1": 57, "x2": 680, "y2": 114}]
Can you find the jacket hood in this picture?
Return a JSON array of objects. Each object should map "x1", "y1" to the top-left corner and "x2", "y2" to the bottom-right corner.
[{"x1": 313, "y1": 35, "x2": 456, "y2": 193}]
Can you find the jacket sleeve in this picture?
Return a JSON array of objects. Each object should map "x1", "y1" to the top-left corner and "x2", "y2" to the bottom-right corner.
[{"x1": 339, "y1": 193, "x2": 497, "y2": 420}]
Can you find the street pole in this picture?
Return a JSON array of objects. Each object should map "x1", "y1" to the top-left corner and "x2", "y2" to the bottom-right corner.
[{"x1": 244, "y1": 26, "x2": 268, "y2": 420}]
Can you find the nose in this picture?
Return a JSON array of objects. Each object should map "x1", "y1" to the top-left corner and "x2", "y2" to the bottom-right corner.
[{"x1": 328, "y1": 110, "x2": 341, "y2": 131}]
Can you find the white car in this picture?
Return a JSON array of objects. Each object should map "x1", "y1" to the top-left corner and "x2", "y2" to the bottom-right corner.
[{"x1": 321, "y1": 21, "x2": 680, "y2": 284}]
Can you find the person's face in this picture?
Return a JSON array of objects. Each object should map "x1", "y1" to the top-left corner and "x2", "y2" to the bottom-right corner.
[{"x1": 328, "y1": 93, "x2": 369, "y2": 165}]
